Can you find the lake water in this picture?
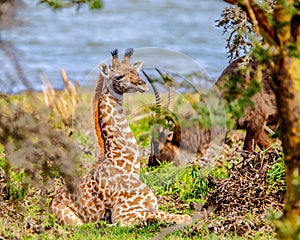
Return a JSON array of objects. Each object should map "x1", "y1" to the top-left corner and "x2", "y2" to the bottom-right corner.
[{"x1": 1, "y1": 0, "x2": 230, "y2": 93}]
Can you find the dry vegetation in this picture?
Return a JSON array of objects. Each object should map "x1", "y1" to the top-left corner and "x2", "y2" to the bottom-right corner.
[
  {"x1": 0, "y1": 22, "x2": 286, "y2": 240},
  {"x1": 197, "y1": 150, "x2": 284, "y2": 237},
  {"x1": 0, "y1": 78, "x2": 285, "y2": 239},
  {"x1": 0, "y1": 2, "x2": 287, "y2": 238}
]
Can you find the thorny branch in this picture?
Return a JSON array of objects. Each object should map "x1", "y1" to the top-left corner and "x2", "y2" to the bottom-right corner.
[{"x1": 218, "y1": 0, "x2": 276, "y2": 61}]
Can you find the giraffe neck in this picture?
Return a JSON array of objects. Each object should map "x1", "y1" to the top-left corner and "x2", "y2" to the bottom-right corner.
[
  {"x1": 106, "y1": 82, "x2": 123, "y2": 101},
  {"x1": 99, "y1": 84, "x2": 140, "y2": 177}
]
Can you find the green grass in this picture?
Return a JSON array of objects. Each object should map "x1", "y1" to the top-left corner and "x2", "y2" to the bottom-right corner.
[
  {"x1": 20, "y1": 220, "x2": 275, "y2": 240},
  {"x1": 0, "y1": 144, "x2": 5, "y2": 169},
  {"x1": 5, "y1": 170, "x2": 28, "y2": 201},
  {"x1": 142, "y1": 163, "x2": 208, "y2": 198},
  {"x1": 1, "y1": 143, "x2": 278, "y2": 239},
  {"x1": 0, "y1": 92, "x2": 287, "y2": 240},
  {"x1": 267, "y1": 152, "x2": 285, "y2": 191},
  {"x1": 0, "y1": 144, "x2": 28, "y2": 201},
  {"x1": 130, "y1": 117, "x2": 152, "y2": 147},
  {"x1": 0, "y1": 155, "x2": 279, "y2": 240}
]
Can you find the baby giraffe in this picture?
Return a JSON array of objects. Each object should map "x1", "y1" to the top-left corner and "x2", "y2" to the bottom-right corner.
[{"x1": 49, "y1": 48, "x2": 192, "y2": 226}]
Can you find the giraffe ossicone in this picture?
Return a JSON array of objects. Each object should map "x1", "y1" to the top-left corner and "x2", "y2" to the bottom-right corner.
[{"x1": 49, "y1": 48, "x2": 192, "y2": 226}]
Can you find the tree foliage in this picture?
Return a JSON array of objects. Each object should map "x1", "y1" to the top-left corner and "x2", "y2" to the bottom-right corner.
[
  {"x1": 38, "y1": 0, "x2": 103, "y2": 9},
  {"x1": 216, "y1": 0, "x2": 275, "y2": 62},
  {"x1": 221, "y1": 1, "x2": 300, "y2": 239}
]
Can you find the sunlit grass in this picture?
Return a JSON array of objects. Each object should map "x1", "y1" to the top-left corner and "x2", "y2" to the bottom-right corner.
[{"x1": 0, "y1": 91, "x2": 286, "y2": 240}]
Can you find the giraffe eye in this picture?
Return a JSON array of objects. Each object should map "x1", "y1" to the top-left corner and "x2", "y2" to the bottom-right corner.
[{"x1": 115, "y1": 75, "x2": 124, "y2": 80}]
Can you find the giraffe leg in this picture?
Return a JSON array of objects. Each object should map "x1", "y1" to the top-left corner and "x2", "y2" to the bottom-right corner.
[
  {"x1": 111, "y1": 206, "x2": 192, "y2": 226},
  {"x1": 111, "y1": 200, "x2": 156, "y2": 225},
  {"x1": 49, "y1": 187, "x2": 84, "y2": 226},
  {"x1": 50, "y1": 203, "x2": 83, "y2": 226},
  {"x1": 111, "y1": 191, "x2": 192, "y2": 226},
  {"x1": 155, "y1": 210, "x2": 192, "y2": 225}
]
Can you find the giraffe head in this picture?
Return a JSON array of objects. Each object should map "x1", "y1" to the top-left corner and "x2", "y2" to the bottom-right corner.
[{"x1": 100, "y1": 48, "x2": 149, "y2": 94}]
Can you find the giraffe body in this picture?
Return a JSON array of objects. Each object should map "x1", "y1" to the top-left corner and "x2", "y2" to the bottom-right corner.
[
  {"x1": 49, "y1": 49, "x2": 192, "y2": 226},
  {"x1": 50, "y1": 164, "x2": 189, "y2": 225},
  {"x1": 50, "y1": 163, "x2": 156, "y2": 225}
]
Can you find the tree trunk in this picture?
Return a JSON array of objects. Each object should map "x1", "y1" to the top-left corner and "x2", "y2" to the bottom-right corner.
[
  {"x1": 273, "y1": 50, "x2": 300, "y2": 239},
  {"x1": 222, "y1": 0, "x2": 300, "y2": 238}
]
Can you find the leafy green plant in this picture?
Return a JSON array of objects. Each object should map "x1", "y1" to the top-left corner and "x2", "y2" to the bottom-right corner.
[
  {"x1": 267, "y1": 154, "x2": 285, "y2": 191},
  {"x1": 5, "y1": 169, "x2": 28, "y2": 201},
  {"x1": 210, "y1": 161, "x2": 233, "y2": 179},
  {"x1": 169, "y1": 165, "x2": 209, "y2": 201},
  {"x1": 0, "y1": 144, "x2": 28, "y2": 200},
  {"x1": 141, "y1": 163, "x2": 209, "y2": 203},
  {"x1": 141, "y1": 162, "x2": 179, "y2": 190}
]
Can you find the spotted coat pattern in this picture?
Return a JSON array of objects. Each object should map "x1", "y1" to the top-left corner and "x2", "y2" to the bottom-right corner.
[{"x1": 49, "y1": 49, "x2": 192, "y2": 226}]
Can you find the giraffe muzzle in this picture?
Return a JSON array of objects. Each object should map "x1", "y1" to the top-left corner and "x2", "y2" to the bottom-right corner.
[{"x1": 138, "y1": 84, "x2": 149, "y2": 93}]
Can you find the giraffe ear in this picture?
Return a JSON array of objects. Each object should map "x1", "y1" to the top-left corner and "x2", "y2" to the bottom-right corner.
[
  {"x1": 99, "y1": 63, "x2": 109, "y2": 76},
  {"x1": 131, "y1": 61, "x2": 143, "y2": 72}
]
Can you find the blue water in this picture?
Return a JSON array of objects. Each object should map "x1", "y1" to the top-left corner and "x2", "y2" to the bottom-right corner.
[{"x1": 1, "y1": 0, "x2": 230, "y2": 93}]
